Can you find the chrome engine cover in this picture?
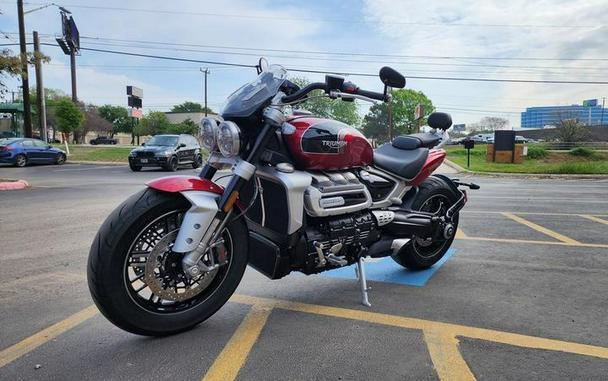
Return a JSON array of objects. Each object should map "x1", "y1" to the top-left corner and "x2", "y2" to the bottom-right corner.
[{"x1": 304, "y1": 171, "x2": 373, "y2": 217}]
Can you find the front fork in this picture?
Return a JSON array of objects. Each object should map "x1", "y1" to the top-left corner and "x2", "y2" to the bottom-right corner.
[{"x1": 180, "y1": 108, "x2": 284, "y2": 277}]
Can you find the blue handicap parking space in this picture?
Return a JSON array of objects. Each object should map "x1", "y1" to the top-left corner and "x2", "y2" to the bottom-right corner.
[{"x1": 321, "y1": 248, "x2": 456, "y2": 287}]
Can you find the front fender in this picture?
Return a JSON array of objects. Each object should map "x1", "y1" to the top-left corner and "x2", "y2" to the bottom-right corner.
[
  {"x1": 146, "y1": 176, "x2": 224, "y2": 253},
  {"x1": 146, "y1": 176, "x2": 223, "y2": 194}
]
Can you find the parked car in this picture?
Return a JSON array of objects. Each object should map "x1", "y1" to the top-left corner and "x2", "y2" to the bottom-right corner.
[
  {"x1": 128, "y1": 134, "x2": 202, "y2": 172},
  {"x1": 0, "y1": 138, "x2": 66, "y2": 167},
  {"x1": 90, "y1": 136, "x2": 118, "y2": 145},
  {"x1": 515, "y1": 135, "x2": 528, "y2": 143},
  {"x1": 0, "y1": 131, "x2": 16, "y2": 139}
]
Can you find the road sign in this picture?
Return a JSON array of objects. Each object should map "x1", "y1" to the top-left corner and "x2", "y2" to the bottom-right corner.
[
  {"x1": 583, "y1": 99, "x2": 598, "y2": 107},
  {"x1": 127, "y1": 86, "x2": 143, "y2": 98},
  {"x1": 129, "y1": 108, "x2": 143, "y2": 119}
]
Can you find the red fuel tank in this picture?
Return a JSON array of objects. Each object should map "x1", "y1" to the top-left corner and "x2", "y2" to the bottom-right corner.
[{"x1": 283, "y1": 116, "x2": 373, "y2": 171}]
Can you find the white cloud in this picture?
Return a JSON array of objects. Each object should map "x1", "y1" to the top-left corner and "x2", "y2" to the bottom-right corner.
[{"x1": 362, "y1": 0, "x2": 608, "y2": 127}]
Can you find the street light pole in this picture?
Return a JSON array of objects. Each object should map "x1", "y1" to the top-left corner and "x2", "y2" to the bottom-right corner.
[
  {"x1": 200, "y1": 68, "x2": 209, "y2": 116},
  {"x1": 17, "y1": 0, "x2": 33, "y2": 138}
]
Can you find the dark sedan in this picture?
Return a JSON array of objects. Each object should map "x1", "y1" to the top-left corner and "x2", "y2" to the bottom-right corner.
[
  {"x1": 128, "y1": 134, "x2": 203, "y2": 171},
  {"x1": 0, "y1": 138, "x2": 67, "y2": 167}
]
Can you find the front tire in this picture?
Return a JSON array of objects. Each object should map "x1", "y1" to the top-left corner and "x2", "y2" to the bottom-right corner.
[
  {"x1": 15, "y1": 154, "x2": 27, "y2": 167},
  {"x1": 129, "y1": 163, "x2": 142, "y2": 172},
  {"x1": 392, "y1": 177, "x2": 460, "y2": 270},
  {"x1": 164, "y1": 156, "x2": 178, "y2": 172},
  {"x1": 87, "y1": 188, "x2": 248, "y2": 336}
]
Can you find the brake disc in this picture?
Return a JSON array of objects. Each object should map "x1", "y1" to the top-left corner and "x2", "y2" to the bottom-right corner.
[{"x1": 144, "y1": 230, "x2": 218, "y2": 302}]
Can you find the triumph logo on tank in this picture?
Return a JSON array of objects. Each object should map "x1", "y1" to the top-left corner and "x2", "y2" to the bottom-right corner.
[{"x1": 322, "y1": 140, "x2": 347, "y2": 149}]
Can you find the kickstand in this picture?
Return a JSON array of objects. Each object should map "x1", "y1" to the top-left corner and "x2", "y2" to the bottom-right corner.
[{"x1": 355, "y1": 256, "x2": 372, "y2": 307}]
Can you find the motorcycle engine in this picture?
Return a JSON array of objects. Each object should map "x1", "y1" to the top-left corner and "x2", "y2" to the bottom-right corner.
[{"x1": 298, "y1": 211, "x2": 381, "y2": 274}]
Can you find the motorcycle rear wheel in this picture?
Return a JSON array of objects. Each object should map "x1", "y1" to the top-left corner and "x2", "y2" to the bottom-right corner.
[
  {"x1": 392, "y1": 177, "x2": 459, "y2": 270},
  {"x1": 87, "y1": 188, "x2": 248, "y2": 336}
]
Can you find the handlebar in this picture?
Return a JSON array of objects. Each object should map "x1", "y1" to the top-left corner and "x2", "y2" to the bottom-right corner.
[
  {"x1": 280, "y1": 80, "x2": 389, "y2": 104},
  {"x1": 281, "y1": 82, "x2": 326, "y2": 103}
]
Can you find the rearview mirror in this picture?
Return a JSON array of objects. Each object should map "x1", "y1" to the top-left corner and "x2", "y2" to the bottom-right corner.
[
  {"x1": 178, "y1": 143, "x2": 186, "y2": 148},
  {"x1": 141, "y1": 142, "x2": 145, "y2": 146},
  {"x1": 379, "y1": 66, "x2": 406, "y2": 89}
]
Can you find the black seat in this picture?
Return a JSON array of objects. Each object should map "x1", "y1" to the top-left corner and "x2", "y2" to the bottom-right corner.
[
  {"x1": 392, "y1": 133, "x2": 441, "y2": 150},
  {"x1": 373, "y1": 143, "x2": 428, "y2": 179}
]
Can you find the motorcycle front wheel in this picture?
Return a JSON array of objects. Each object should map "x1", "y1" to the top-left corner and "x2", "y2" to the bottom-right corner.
[{"x1": 87, "y1": 188, "x2": 248, "y2": 336}]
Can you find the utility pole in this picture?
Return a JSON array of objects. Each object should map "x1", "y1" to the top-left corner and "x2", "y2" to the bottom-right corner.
[
  {"x1": 17, "y1": 0, "x2": 33, "y2": 137},
  {"x1": 70, "y1": 51, "x2": 77, "y2": 103},
  {"x1": 200, "y1": 68, "x2": 210, "y2": 116},
  {"x1": 33, "y1": 31, "x2": 47, "y2": 142}
]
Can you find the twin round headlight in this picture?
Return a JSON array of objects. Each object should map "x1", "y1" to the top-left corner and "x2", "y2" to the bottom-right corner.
[{"x1": 200, "y1": 117, "x2": 241, "y2": 158}]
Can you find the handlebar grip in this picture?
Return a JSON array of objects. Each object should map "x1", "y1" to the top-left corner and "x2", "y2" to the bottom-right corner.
[
  {"x1": 281, "y1": 82, "x2": 326, "y2": 103},
  {"x1": 355, "y1": 88, "x2": 388, "y2": 101}
]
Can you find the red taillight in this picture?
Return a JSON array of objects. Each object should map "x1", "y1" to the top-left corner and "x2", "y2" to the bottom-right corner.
[{"x1": 0, "y1": 146, "x2": 10, "y2": 152}]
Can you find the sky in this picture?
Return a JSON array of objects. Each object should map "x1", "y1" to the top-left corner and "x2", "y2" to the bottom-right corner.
[{"x1": 1, "y1": 0, "x2": 607, "y2": 128}]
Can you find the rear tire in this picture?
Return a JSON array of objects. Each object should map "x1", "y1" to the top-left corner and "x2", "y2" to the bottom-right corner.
[
  {"x1": 56, "y1": 153, "x2": 66, "y2": 165},
  {"x1": 392, "y1": 177, "x2": 460, "y2": 270},
  {"x1": 87, "y1": 188, "x2": 248, "y2": 336},
  {"x1": 192, "y1": 154, "x2": 203, "y2": 168}
]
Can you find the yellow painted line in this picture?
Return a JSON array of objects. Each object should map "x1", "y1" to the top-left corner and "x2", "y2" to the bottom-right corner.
[
  {"x1": 0, "y1": 305, "x2": 98, "y2": 368},
  {"x1": 466, "y1": 210, "x2": 608, "y2": 217},
  {"x1": 455, "y1": 228, "x2": 468, "y2": 239},
  {"x1": 580, "y1": 214, "x2": 608, "y2": 226},
  {"x1": 455, "y1": 235, "x2": 608, "y2": 249},
  {"x1": 201, "y1": 305, "x2": 272, "y2": 381},
  {"x1": 501, "y1": 212, "x2": 581, "y2": 244},
  {"x1": 424, "y1": 330, "x2": 475, "y2": 381},
  {"x1": 230, "y1": 294, "x2": 608, "y2": 360}
]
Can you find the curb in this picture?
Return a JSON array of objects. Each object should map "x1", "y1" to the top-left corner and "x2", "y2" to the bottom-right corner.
[
  {"x1": 66, "y1": 160, "x2": 128, "y2": 166},
  {"x1": 0, "y1": 179, "x2": 30, "y2": 191},
  {"x1": 444, "y1": 159, "x2": 608, "y2": 180}
]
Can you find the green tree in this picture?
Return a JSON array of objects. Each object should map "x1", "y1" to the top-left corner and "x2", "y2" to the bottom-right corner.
[
  {"x1": 362, "y1": 88, "x2": 434, "y2": 142},
  {"x1": 1, "y1": 49, "x2": 50, "y2": 99},
  {"x1": 55, "y1": 98, "x2": 84, "y2": 141},
  {"x1": 165, "y1": 118, "x2": 198, "y2": 135},
  {"x1": 98, "y1": 105, "x2": 131, "y2": 137},
  {"x1": 390, "y1": 89, "x2": 434, "y2": 135},
  {"x1": 171, "y1": 101, "x2": 214, "y2": 114},
  {"x1": 362, "y1": 103, "x2": 390, "y2": 142},
  {"x1": 138, "y1": 111, "x2": 170, "y2": 136},
  {"x1": 289, "y1": 76, "x2": 360, "y2": 126}
]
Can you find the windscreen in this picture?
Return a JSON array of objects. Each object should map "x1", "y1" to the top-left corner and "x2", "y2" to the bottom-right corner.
[
  {"x1": 146, "y1": 136, "x2": 178, "y2": 146},
  {"x1": 221, "y1": 65, "x2": 287, "y2": 119}
]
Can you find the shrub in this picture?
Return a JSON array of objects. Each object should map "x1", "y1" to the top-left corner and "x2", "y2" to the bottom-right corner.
[
  {"x1": 569, "y1": 147, "x2": 596, "y2": 158},
  {"x1": 526, "y1": 145, "x2": 547, "y2": 159}
]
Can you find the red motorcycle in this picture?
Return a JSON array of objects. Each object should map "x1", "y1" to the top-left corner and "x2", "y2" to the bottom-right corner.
[{"x1": 87, "y1": 62, "x2": 478, "y2": 336}]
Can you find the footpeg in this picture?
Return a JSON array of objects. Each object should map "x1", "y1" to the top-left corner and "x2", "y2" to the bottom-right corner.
[{"x1": 326, "y1": 254, "x2": 347, "y2": 266}]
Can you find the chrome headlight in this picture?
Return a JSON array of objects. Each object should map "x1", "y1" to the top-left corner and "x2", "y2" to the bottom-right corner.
[
  {"x1": 217, "y1": 121, "x2": 241, "y2": 157},
  {"x1": 200, "y1": 117, "x2": 219, "y2": 150}
]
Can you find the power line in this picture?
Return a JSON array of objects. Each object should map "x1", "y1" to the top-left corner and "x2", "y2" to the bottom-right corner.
[
  {"x1": 74, "y1": 35, "x2": 608, "y2": 62},
  {"x1": 8, "y1": 2, "x2": 598, "y2": 29},
  {"x1": 34, "y1": 43, "x2": 608, "y2": 85},
  {"x1": 73, "y1": 39, "x2": 608, "y2": 72},
  {"x1": 11, "y1": 32, "x2": 608, "y2": 63}
]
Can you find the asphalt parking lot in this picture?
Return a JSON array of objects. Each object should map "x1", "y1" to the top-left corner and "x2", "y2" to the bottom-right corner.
[{"x1": 1, "y1": 163, "x2": 607, "y2": 380}]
